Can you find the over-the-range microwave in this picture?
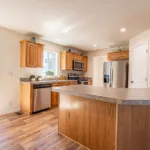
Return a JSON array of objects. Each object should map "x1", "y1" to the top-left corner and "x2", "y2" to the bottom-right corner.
[{"x1": 73, "y1": 60, "x2": 84, "y2": 71}]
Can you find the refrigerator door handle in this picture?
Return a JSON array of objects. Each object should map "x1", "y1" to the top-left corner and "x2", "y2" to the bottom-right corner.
[
  {"x1": 110, "y1": 67, "x2": 113, "y2": 87},
  {"x1": 112, "y1": 68, "x2": 113, "y2": 86}
]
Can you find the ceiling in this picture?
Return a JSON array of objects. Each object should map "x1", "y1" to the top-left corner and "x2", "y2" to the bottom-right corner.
[{"x1": 0, "y1": 0, "x2": 150, "y2": 51}]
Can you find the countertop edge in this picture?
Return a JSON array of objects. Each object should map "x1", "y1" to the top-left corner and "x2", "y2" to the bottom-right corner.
[{"x1": 52, "y1": 87, "x2": 150, "y2": 105}]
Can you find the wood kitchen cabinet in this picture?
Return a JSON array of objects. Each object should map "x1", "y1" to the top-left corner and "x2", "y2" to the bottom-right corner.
[
  {"x1": 60, "y1": 51, "x2": 88, "y2": 72},
  {"x1": 26, "y1": 43, "x2": 36, "y2": 67},
  {"x1": 70, "y1": 81, "x2": 78, "y2": 85},
  {"x1": 20, "y1": 81, "x2": 79, "y2": 114},
  {"x1": 74, "y1": 54, "x2": 82, "y2": 61},
  {"x1": 20, "y1": 40, "x2": 44, "y2": 68},
  {"x1": 82, "y1": 56, "x2": 88, "y2": 72},
  {"x1": 108, "y1": 52, "x2": 119, "y2": 61},
  {"x1": 118, "y1": 51, "x2": 129, "y2": 60},
  {"x1": 36, "y1": 45, "x2": 44, "y2": 68},
  {"x1": 60, "y1": 51, "x2": 74, "y2": 70},
  {"x1": 51, "y1": 92, "x2": 59, "y2": 107},
  {"x1": 51, "y1": 81, "x2": 78, "y2": 107},
  {"x1": 108, "y1": 51, "x2": 129, "y2": 61}
]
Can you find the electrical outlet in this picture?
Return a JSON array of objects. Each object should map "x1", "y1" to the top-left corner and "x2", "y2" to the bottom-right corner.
[{"x1": 9, "y1": 102, "x2": 13, "y2": 106}]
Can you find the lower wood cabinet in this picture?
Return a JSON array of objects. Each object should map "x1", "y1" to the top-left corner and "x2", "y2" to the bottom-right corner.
[
  {"x1": 88, "y1": 80, "x2": 92, "y2": 85},
  {"x1": 20, "y1": 83, "x2": 33, "y2": 115},
  {"x1": 51, "y1": 81, "x2": 78, "y2": 107},
  {"x1": 51, "y1": 92, "x2": 59, "y2": 107},
  {"x1": 20, "y1": 81, "x2": 79, "y2": 114},
  {"x1": 70, "y1": 81, "x2": 78, "y2": 85}
]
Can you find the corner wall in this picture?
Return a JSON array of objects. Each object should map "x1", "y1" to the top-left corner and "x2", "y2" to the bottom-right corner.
[
  {"x1": 0, "y1": 27, "x2": 74, "y2": 115},
  {"x1": 84, "y1": 46, "x2": 129, "y2": 78}
]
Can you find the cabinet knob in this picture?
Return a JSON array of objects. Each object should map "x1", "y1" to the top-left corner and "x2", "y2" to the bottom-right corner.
[{"x1": 130, "y1": 81, "x2": 134, "y2": 83}]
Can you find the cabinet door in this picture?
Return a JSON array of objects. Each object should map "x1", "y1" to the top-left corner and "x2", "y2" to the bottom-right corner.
[
  {"x1": 36, "y1": 45, "x2": 44, "y2": 68},
  {"x1": 70, "y1": 81, "x2": 78, "y2": 85},
  {"x1": 108, "y1": 52, "x2": 119, "y2": 61},
  {"x1": 51, "y1": 92, "x2": 59, "y2": 107},
  {"x1": 82, "y1": 56, "x2": 88, "y2": 72},
  {"x1": 118, "y1": 51, "x2": 129, "y2": 60},
  {"x1": 60, "y1": 82, "x2": 70, "y2": 86},
  {"x1": 26, "y1": 43, "x2": 36, "y2": 67},
  {"x1": 74, "y1": 54, "x2": 82, "y2": 61},
  {"x1": 66, "y1": 53, "x2": 74, "y2": 70},
  {"x1": 88, "y1": 81, "x2": 92, "y2": 85}
]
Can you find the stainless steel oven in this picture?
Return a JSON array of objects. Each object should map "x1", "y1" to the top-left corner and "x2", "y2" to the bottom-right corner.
[{"x1": 73, "y1": 60, "x2": 84, "y2": 71}]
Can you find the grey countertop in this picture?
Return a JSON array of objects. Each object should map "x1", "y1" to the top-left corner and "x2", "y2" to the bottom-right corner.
[
  {"x1": 52, "y1": 85, "x2": 150, "y2": 105},
  {"x1": 20, "y1": 80, "x2": 78, "y2": 84}
]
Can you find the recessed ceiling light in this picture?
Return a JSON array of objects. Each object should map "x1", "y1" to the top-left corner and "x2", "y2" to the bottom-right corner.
[
  {"x1": 93, "y1": 44, "x2": 97, "y2": 47},
  {"x1": 63, "y1": 29, "x2": 69, "y2": 33},
  {"x1": 120, "y1": 28, "x2": 127, "y2": 32},
  {"x1": 56, "y1": 39, "x2": 60, "y2": 41}
]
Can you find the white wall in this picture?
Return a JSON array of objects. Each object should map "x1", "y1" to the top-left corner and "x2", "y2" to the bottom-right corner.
[
  {"x1": 0, "y1": 27, "x2": 78, "y2": 115},
  {"x1": 84, "y1": 46, "x2": 129, "y2": 78},
  {"x1": 129, "y1": 29, "x2": 150, "y2": 87}
]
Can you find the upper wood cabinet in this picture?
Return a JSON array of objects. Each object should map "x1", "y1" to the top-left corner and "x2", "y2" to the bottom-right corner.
[
  {"x1": 74, "y1": 54, "x2": 82, "y2": 61},
  {"x1": 36, "y1": 45, "x2": 44, "y2": 68},
  {"x1": 118, "y1": 51, "x2": 129, "y2": 60},
  {"x1": 108, "y1": 52, "x2": 119, "y2": 61},
  {"x1": 108, "y1": 51, "x2": 129, "y2": 61},
  {"x1": 60, "y1": 51, "x2": 74, "y2": 70},
  {"x1": 20, "y1": 40, "x2": 44, "y2": 68},
  {"x1": 60, "y1": 51, "x2": 88, "y2": 72},
  {"x1": 26, "y1": 43, "x2": 36, "y2": 67},
  {"x1": 82, "y1": 56, "x2": 88, "y2": 72}
]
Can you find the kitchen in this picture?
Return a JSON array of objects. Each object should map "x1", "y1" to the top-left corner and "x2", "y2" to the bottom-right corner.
[
  {"x1": 20, "y1": 40, "x2": 90, "y2": 114},
  {"x1": 0, "y1": 0, "x2": 150, "y2": 150}
]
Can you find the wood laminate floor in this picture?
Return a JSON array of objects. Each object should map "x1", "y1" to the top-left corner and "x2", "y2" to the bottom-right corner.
[{"x1": 0, "y1": 108, "x2": 88, "y2": 150}]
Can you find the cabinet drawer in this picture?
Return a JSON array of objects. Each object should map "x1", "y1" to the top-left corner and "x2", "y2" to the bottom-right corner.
[
  {"x1": 51, "y1": 83, "x2": 60, "y2": 87},
  {"x1": 59, "y1": 82, "x2": 70, "y2": 86}
]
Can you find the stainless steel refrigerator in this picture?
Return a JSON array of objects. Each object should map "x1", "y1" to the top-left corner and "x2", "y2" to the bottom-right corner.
[{"x1": 103, "y1": 60, "x2": 129, "y2": 88}]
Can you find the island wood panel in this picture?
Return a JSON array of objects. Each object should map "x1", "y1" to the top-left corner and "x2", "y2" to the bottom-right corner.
[
  {"x1": 117, "y1": 105, "x2": 150, "y2": 150},
  {"x1": 59, "y1": 94, "x2": 116, "y2": 150}
]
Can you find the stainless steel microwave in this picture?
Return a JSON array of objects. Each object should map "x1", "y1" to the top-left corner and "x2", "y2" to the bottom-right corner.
[{"x1": 73, "y1": 60, "x2": 84, "y2": 71}]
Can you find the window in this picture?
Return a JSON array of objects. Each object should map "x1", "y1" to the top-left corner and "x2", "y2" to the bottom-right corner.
[{"x1": 43, "y1": 51, "x2": 58, "y2": 76}]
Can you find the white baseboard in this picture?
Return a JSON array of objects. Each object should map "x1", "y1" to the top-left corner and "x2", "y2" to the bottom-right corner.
[{"x1": 0, "y1": 108, "x2": 20, "y2": 116}]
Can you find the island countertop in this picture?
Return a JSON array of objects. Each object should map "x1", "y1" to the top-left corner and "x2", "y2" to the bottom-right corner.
[{"x1": 52, "y1": 85, "x2": 150, "y2": 105}]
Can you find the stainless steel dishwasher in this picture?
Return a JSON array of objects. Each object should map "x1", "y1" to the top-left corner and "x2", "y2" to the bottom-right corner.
[{"x1": 33, "y1": 84, "x2": 51, "y2": 112}]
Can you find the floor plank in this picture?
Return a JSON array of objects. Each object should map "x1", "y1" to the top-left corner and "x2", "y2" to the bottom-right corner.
[{"x1": 0, "y1": 108, "x2": 88, "y2": 150}]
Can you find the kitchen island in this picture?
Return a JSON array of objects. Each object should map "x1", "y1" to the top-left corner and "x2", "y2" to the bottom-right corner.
[{"x1": 52, "y1": 85, "x2": 150, "y2": 150}]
